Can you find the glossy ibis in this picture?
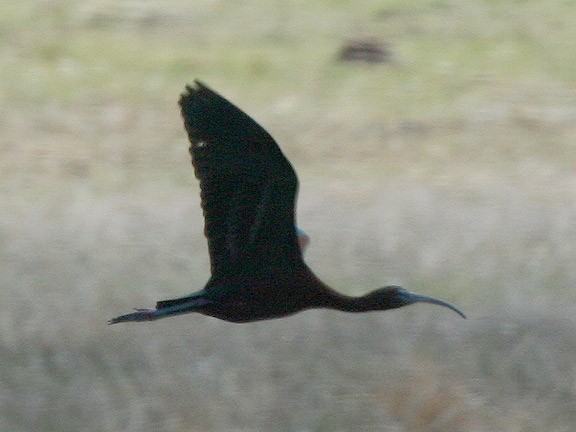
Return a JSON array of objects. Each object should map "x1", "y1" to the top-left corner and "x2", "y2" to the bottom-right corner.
[{"x1": 109, "y1": 81, "x2": 465, "y2": 324}]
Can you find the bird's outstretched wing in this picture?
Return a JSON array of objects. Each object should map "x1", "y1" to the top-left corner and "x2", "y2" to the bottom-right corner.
[{"x1": 179, "y1": 81, "x2": 302, "y2": 278}]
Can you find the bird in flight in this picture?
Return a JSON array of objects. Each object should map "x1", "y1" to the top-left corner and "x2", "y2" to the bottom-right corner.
[{"x1": 110, "y1": 81, "x2": 465, "y2": 324}]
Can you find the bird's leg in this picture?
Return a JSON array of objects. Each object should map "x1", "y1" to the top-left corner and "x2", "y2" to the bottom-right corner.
[
  {"x1": 108, "y1": 308, "x2": 157, "y2": 324},
  {"x1": 108, "y1": 297, "x2": 213, "y2": 324}
]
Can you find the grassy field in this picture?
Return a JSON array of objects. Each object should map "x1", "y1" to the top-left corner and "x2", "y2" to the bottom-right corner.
[{"x1": 2, "y1": 0, "x2": 576, "y2": 430}]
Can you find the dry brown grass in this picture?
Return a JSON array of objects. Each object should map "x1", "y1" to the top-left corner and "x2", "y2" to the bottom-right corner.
[{"x1": 2, "y1": 183, "x2": 576, "y2": 431}]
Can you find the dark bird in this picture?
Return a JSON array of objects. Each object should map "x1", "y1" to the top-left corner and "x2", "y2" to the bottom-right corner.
[{"x1": 109, "y1": 81, "x2": 465, "y2": 324}]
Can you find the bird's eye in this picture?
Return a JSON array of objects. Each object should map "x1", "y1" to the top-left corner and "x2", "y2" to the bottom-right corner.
[{"x1": 196, "y1": 140, "x2": 207, "y2": 148}]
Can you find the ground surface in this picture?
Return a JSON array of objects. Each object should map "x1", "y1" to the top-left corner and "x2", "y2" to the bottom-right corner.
[{"x1": 2, "y1": 1, "x2": 576, "y2": 430}]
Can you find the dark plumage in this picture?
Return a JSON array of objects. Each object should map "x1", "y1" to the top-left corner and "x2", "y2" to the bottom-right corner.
[{"x1": 109, "y1": 81, "x2": 465, "y2": 324}]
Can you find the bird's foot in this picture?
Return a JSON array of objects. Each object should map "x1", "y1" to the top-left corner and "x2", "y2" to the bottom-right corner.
[{"x1": 108, "y1": 308, "x2": 157, "y2": 325}]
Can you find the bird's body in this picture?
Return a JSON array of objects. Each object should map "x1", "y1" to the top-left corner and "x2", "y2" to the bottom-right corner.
[
  {"x1": 157, "y1": 267, "x2": 327, "y2": 323},
  {"x1": 110, "y1": 81, "x2": 465, "y2": 325}
]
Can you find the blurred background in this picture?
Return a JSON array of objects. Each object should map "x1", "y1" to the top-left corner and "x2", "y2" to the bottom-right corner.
[{"x1": 2, "y1": 0, "x2": 576, "y2": 430}]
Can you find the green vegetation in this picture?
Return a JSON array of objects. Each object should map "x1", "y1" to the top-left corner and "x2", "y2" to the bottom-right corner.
[{"x1": 2, "y1": 0, "x2": 576, "y2": 430}]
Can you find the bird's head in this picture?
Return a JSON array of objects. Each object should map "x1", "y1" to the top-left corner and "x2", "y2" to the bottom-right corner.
[{"x1": 366, "y1": 285, "x2": 466, "y2": 318}]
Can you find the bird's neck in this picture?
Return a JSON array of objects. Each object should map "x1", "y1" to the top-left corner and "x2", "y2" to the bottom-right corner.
[
  {"x1": 303, "y1": 272, "x2": 382, "y2": 313},
  {"x1": 323, "y1": 291, "x2": 379, "y2": 313}
]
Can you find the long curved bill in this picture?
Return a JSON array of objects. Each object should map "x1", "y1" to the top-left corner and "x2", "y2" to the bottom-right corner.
[{"x1": 409, "y1": 293, "x2": 466, "y2": 319}]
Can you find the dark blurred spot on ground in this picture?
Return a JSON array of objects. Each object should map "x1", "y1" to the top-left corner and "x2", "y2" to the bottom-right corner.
[{"x1": 337, "y1": 39, "x2": 392, "y2": 64}]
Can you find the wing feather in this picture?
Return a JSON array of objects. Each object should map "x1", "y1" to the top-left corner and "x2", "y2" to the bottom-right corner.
[{"x1": 178, "y1": 81, "x2": 302, "y2": 278}]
